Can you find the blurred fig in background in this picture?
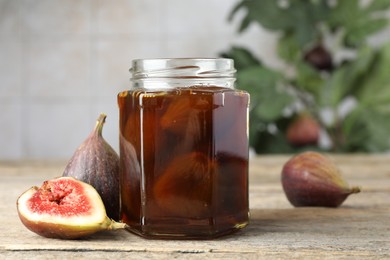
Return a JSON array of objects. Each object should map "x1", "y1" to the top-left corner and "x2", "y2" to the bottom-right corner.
[{"x1": 286, "y1": 113, "x2": 321, "y2": 147}]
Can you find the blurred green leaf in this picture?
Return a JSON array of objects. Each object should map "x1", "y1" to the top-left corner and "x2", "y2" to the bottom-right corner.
[
  {"x1": 294, "y1": 61, "x2": 324, "y2": 100},
  {"x1": 319, "y1": 66, "x2": 350, "y2": 108},
  {"x1": 237, "y1": 66, "x2": 283, "y2": 96},
  {"x1": 345, "y1": 18, "x2": 388, "y2": 47},
  {"x1": 318, "y1": 45, "x2": 376, "y2": 108},
  {"x1": 285, "y1": 0, "x2": 329, "y2": 45},
  {"x1": 230, "y1": 0, "x2": 330, "y2": 46},
  {"x1": 220, "y1": 46, "x2": 261, "y2": 70},
  {"x1": 277, "y1": 31, "x2": 302, "y2": 62},
  {"x1": 355, "y1": 43, "x2": 390, "y2": 110},
  {"x1": 229, "y1": 0, "x2": 290, "y2": 32},
  {"x1": 340, "y1": 45, "x2": 376, "y2": 96},
  {"x1": 328, "y1": 0, "x2": 389, "y2": 47},
  {"x1": 328, "y1": 0, "x2": 360, "y2": 29},
  {"x1": 340, "y1": 43, "x2": 390, "y2": 152},
  {"x1": 343, "y1": 107, "x2": 390, "y2": 152},
  {"x1": 237, "y1": 66, "x2": 293, "y2": 122},
  {"x1": 252, "y1": 129, "x2": 294, "y2": 154},
  {"x1": 252, "y1": 95, "x2": 292, "y2": 122},
  {"x1": 366, "y1": 0, "x2": 390, "y2": 12}
]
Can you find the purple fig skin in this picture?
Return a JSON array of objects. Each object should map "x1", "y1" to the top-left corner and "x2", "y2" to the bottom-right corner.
[
  {"x1": 286, "y1": 113, "x2": 320, "y2": 147},
  {"x1": 304, "y1": 44, "x2": 333, "y2": 71},
  {"x1": 63, "y1": 114, "x2": 120, "y2": 221},
  {"x1": 281, "y1": 151, "x2": 361, "y2": 207}
]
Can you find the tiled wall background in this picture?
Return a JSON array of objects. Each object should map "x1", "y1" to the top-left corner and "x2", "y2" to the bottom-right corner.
[{"x1": 0, "y1": 0, "x2": 282, "y2": 160}]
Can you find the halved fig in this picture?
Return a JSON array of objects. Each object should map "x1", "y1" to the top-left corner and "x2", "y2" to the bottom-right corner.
[
  {"x1": 16, "y1": 177, "x2": 126, "y2": 239},
  {"x1": 153, "y1": 152, "x2": 213, "y2": 217}
]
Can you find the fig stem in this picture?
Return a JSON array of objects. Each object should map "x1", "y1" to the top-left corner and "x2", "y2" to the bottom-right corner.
[
  {"x1": 107, "y1": 219, "x2": 127, "y2": 230},
  {"x1": 350, "y1": 186, "x2": 361, "y2": 194},
  {"x1": 95, "y1": 113, "x2": 107, "y2": 136}
]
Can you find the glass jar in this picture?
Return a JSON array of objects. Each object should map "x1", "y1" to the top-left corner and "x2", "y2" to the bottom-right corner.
[{"x1": 117, "y1": 58, "x2": 249, "y2": 239}]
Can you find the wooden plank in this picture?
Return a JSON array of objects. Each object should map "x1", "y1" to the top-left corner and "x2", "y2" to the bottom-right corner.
[{"x1": 1, "y1": 155, "x2": 389, "y2": 259}]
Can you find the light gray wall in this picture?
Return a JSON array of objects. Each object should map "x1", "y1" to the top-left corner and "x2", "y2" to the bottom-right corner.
[{"x1": 0, "y1": 0, "x2": 281, "y2": 160}]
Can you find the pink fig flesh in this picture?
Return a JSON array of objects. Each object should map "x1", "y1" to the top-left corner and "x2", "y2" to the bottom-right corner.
[
  {"x1": 16, "y1": 177, "x2": 125, "y2": 239},
  {"x1": 281, "y1": 151, "x2": 360, "y2": 207}
]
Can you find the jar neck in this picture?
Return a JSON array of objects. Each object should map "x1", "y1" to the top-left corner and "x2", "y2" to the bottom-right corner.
[{"x1": 129, "y1": 58, "x2": 236, "y2": 89}]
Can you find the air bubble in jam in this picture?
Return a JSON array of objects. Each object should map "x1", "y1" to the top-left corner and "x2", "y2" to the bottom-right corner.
[{"x1": 28, "y1": 179, "x2": 92, "y2": 216}]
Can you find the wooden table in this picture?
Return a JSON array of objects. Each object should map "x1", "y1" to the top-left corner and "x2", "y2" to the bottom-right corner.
[{"x1": 1, "y1": 155, "x2": 389, "y2": 259}]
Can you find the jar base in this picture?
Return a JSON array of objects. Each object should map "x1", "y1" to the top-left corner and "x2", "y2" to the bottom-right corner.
[
  {"x1": 126, "y1": 223, "x2": 248, "y2": 240},
  {"x1": 124, "y1": 220, "x2": 249, "y2": 240}
]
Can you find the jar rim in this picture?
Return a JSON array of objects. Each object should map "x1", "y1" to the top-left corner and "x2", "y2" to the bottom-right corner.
[{"x1": 130, "y1": 58, "x2": 236, "y2": 79}]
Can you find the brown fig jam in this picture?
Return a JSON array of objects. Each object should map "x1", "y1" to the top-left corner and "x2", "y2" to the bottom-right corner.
[{"x1": 118, "y1": 59, "x2": 249, "y2": 239}]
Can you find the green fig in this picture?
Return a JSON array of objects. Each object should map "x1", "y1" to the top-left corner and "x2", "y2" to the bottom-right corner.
[
  {"x1": 281, "y1": 151, "x2": 361, "y2": 207},
  {"x1": 63, "y1": 114, "x2": 120, "y2": 220},
  {"x1": 17, "y1": 177, "x2": 126, "y2": 239}
]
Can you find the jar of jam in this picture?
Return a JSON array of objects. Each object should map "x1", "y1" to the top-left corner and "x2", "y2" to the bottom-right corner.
[{"x1": 117, "y1": 58, "x2": 249, "y2": 239}]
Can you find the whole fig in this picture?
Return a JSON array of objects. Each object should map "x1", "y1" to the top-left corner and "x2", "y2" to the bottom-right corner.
[
  {"x1": 286, "y1": 113, "x2": 320, "y2": 147},
  {"x1": 63, "y1": 114, "x2": 120, "y2": 220},
  {"x1": 17, "y1": 177, "x2": 126, "y2": 239},
  {"x1": 281, "y1": 151, "x2": 360, "y2": 207},
  {"x1": 303, "y1": 44, "x2": 333, "y2": 71}
]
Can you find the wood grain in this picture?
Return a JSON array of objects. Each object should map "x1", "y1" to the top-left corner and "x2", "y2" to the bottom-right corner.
[{"x1": 1, "y1": 155, "x2": 389, "y2": 259}]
